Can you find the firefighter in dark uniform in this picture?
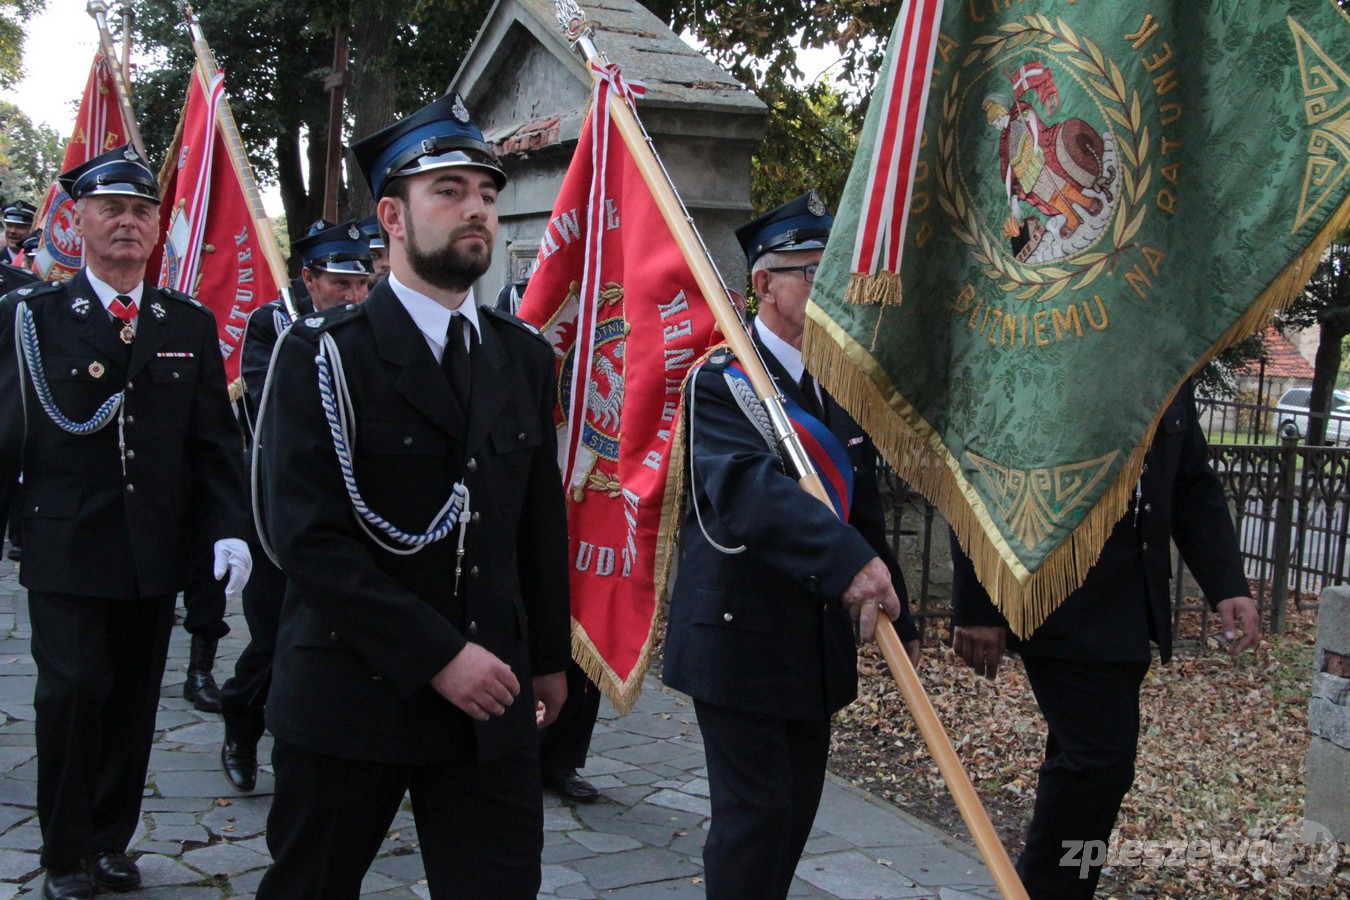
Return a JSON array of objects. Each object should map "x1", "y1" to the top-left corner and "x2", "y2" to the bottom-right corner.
[
  {"x1": 0, "y1": 146, "x2": 251, "y2": 900},
  {"x1": 663, "y1": 192, "x2": 921, "y2": 900},
  {"x1": 218, "y1": 221, "x2": 373, "y2": 792},
  {"x1": 1, "y1": 233, "x2": 37, "y2": 562},
  {"x1": 252, "y1": 93, "x2": 570, "y2": 898},
  {"x1": 3, "y1": 200, "x2": 36, "y2": 266},
  {"x1": 950, "y1": 379, "x2": 1260, "y2": 899}
]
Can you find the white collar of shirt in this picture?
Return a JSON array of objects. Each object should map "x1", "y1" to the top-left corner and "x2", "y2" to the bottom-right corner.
[
  {"x1": 754, "y1": 315, "x2": 805, "y2": 384},
  {"x1": 85, "y1": 271, "x2": 145, "y2": 316},
  {"x1": 387, "y1": 272, "x2": 481, "y2": 362}
]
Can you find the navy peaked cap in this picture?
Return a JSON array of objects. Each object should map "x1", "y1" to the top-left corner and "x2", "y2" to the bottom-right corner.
[
  {"x1": 291, "y1": 220, "x2": 373, "y2": 275},
  {"x1": 350, "y1": 92, "x2": 506, "y2": 199},
  {"x1": 58, "y1": 144, "x2": 159, "y2": 202},
  {"x1": 735, "y1": 190, "x2": 834, "y2": 267}
]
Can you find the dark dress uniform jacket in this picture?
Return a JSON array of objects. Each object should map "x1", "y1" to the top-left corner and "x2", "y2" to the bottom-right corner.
[
  {"x1": 0, "y1": 263, "x2": 37, "y2": 296},
  {"x1": 0, "y1": 271, "x2": 248, "y2": 597},
  {"x1": 952, "y1": 380, "x2": 1249, "y2": 662},
  {"x1": 663, "y1": 332, "x2": 916, "y2": 721},
  {"x1": 258, "y1": 282, "x2": 571, "y2": 766},
  {"x1": 239, "y1": 294, "x2": 313, "y2": 428}
]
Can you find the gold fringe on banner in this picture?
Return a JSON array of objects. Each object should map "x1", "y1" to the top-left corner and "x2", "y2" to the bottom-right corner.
[
  {"x1": 845, "y1": 270, "x2": 904, "y2": 306},
  {"x1": 803, "y1": 187, "x2": 1350, "y2": 635},
  {"x1": 567, "y1": 345, "x2": 718, "y2": 714}
]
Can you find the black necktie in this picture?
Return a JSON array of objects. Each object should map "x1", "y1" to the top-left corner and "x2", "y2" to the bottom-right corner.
[
  {"x1": 799, "y1": 371, "x2": 826, "y2": 422},
  {"x1": 443, "y1": 315, "x2": 472, "y2": 408}
]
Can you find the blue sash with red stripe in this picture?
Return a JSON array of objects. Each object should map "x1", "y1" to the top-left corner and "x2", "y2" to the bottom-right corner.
[{"x1": 725, "y1": 361, "x2": 854, "y2": 522}]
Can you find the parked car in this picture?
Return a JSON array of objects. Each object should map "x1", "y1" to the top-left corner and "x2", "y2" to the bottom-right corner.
[{"x1": 1273, "y1": 387, "x2": 1350, "y2": 442}]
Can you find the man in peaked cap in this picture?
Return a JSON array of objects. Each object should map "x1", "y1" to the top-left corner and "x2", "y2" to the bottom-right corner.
[
  {"x1": 292, "y1": 218, "x2": 375, "y2": 308},
  {"x1": 3, "y1": 200, "x2": 36, "y2": 265},
  {"x1": 0, "y1": 145, "x2": 252, "y2": 900},
  {"x1": 214, "y1": 218, "x2": 371, "y2": 793},
  {"x1": 357, "y1": 213, "x2": 391, "y2": 277},
  {"x1": 663, "y1": 191, "x2": 921, "y2": 900},
  {"x1": 253, "y1": 93, "x2": 569, "y2": 898}
]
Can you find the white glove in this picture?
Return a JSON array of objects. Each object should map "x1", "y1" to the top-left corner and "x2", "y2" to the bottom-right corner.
[{"x1": 212, "y1": 538, "x2": 253, "y2": 602}]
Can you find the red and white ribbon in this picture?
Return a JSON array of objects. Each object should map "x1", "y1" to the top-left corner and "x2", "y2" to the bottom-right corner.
[{"x1": 850, "y1": 0, "x2": 944, "y2": 279}]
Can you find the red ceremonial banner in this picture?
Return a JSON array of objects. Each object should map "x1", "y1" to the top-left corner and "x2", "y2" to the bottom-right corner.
[
  {"x1": 153, "y1": 70, "x2": 277, "y2": 382},
  {"x1": 32, "y1": 54, "x2": 134, "y2": 281},
  {"x1": 518, "y1": 65, "x2": 721, "y2": 713}
]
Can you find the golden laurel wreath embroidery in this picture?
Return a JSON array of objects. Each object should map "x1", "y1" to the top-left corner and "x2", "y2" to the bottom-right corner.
[{"x1": 936, "y1": 15, "x2": 1153, "y2": 302}]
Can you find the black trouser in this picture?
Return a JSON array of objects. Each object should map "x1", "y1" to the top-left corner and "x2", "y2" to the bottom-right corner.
[
  {"x1": 1017, "y1": 655, "x2": 1151, "y2": 900},
  {"x1": 694, "y1": 699, "x2": 831, "y2": 900},
  {"x1": 539, "y1": 661, "x2": 601, "y2": 771},
  {"x1": 181, "y1": 539, "x2": 228, "y2": 640},
  {"x1": 219, "y1": 541, "x2": 283, "y2": 737},
  {"x1": 255, "y1": 738, "x2": 545, "y2": 899},
  {"x1": 29, "y1": 592, "x2": 175, "y2": 869}
]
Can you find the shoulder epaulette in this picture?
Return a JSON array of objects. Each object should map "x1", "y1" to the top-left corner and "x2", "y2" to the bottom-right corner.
[
  {"x1": 700, "y1": 344, "x2": 736, "y2": 373},
  {"x1": 287, "y1": 302, "x2": 365, "y2": 340},
  {"x1": 5, "y1": 279, "x2": 64, "y2": 305},
  {"x1": 480, "y1": 304, "x2": 549, "y2": 346},
  {"x1": 160, "y1": 288, "x2": 211, "y2": 314}
]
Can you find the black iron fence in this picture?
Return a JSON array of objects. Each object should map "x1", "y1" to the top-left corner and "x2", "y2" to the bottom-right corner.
[{"x1": 882, "y1": 391, "x2": 1340, "y2": 645}]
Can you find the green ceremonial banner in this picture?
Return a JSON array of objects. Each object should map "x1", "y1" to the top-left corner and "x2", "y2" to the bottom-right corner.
[{"x1": 804, "y1": 1, "x2": 1350, "y2": 636}]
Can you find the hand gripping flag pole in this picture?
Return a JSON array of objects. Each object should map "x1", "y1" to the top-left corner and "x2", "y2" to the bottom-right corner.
[{"x1": 552, "y1": 2, "x2": 1026, "y2": 897}]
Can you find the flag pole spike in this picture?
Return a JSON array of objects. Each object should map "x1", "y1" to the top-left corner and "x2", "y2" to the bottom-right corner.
[
  {"x1": 175, "y1": 1, "x2": 296, "y2": 318},
  {"x1": 552, "y1": 3, "x2": 1027, "y2": 897},
  {"x1": 86, "y1": 0, "x2": 146, "y2": 157}
]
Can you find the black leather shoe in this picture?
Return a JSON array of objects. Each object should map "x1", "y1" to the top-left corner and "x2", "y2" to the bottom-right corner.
[
  {"x1": 88, "y1": 852, "x2": 140, "y2": 892},
  {"x1": 6, "y1": 544, "x2": 19, "y2": 562},
  {"x1": 221, "y1": 737, "x2": 259, "y2": 792},
  {"x1": 183, "y1": 671, "x2": 222, "y2": 712},
  {"x1": 543, "y1": 767, "x2": 599, "y2": 803},
  {"x1": 42, "y1": 868, "x2": 93, "y2": 900},
  {"x1": 183, "y1": 635, "x2": 222, "y2": 712}
]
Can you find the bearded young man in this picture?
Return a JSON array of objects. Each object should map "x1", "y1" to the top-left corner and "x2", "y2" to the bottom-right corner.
[{"x1": 251, "y1": 93, "x2": 570, "y2": 900}]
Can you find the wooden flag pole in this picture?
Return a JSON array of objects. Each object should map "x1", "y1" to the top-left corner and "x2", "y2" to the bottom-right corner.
[
  {"x1": 552, "y1": 3, "x2": 1026, "y2": 897},
  {"x1": 86, "y1": 0, "x2": 146, "y2": 157},
  {"x1": 177, "y1": 2, "x2": 295, "y2": 317}
]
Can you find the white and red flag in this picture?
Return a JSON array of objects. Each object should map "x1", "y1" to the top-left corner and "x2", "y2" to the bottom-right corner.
[
  {"x1": 31, "y1": 53, "x2": 135, "y2": 281},
  {"x1": 517, "y1": 62, "x2": 722, "y2": 713},
  {"x1": 151, "y1": 69, "x2": 278, "y2": 382}
]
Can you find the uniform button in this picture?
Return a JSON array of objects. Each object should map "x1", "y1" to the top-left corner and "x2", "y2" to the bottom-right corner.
[
  {"x1": 806, "y1": 575, "x2": 821, "y2": 591},
  {"x1": 470, "y1": 511, "x2": 480, "y2": 523},
  {"x1": 328, "y1": 631, "x2": 340, "y2": 642},
  {"x1": 31, "y1": 506, "x2": 38, "y2": 513},
  {"x1": 126, "y1": 449, "x2": 135, "y2": 460},
  {"x1": 466, "y1": 458, "x2": 478, "y2": 473},
  {"x1": 126, "y1": 380, "x2": 133, "y2": 390},
  {"x1": 403, "y1": 436, "x2": 413, "y2": 446},
  {"x1": 172, "y1": 371, "x2": 180, "y2": 379},
  {"x1": 1142, "y1": 463, "x2": 1148, "y2": 473},
  {"x1": 124, "y1": 415, "x2": 134, "y2": 425},
  {"x1": 470, "y1": 566, "x2": 480, "y2": 578},
  {"x1": 1143, "y1": 503, "x2": 1151, "y2": 513},
  {"x1": 468, "y1": 621, "x2": 478, "y2": 636},
  {"x1": 517, "y1": 432, "x2": 526, "y2": 442},
  {"x1": 69, "y1": 368, "x2": 77, "y2": 376},
  {"x1": 723, "y1": 612, "x2": 734, "y2": 622},
  {"x1": 125, "y1": 483, "x2": 135, "y2": 493},
  {"x1": 1142, "y1": 541, "x2": 1149, "y2": 551}
]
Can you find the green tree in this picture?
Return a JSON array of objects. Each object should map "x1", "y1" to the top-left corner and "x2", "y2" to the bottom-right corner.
[
  {"x1": 0, "y1": 99, "x2": 62, "y2": 205},
  {"x1": 1277, "y1": 236, "x2": 1350, "y2": 445},
  {"x1": 0, "y1": 0, "x2": 46, "y2": 89},
  {"x1": 122, "y1": 0, "x2": 493, "y2": 259}
]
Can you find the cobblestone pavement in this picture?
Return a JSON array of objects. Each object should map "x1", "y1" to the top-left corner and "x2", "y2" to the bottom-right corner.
[{"x1": 0, "y1": 559, "x2": 996, "y2": 898}]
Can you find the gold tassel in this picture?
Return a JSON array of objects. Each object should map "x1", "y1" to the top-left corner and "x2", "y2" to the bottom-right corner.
[
  {"x1": 845, "y1": 271, "x2": 904, "y2": 307},
  {"x1": 227, "y1": 376, "x2": 245, "y2": 403}
]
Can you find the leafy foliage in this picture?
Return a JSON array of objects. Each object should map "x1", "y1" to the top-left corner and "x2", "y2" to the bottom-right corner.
[
  {"x1": 1276, "y1": 236, "x2": 1350, "y2": 444},
  {"x1": 0, "y1": 0, "x2": 46, "y2": 89},
  {"x1": 0, "y1": 99, "x2": 62, "y2": 205}
]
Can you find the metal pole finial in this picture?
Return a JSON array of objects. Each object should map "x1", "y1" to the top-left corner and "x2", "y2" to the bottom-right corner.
[
  {"x1": 554, "y1": 0, "x2": 588, "y2": 43},
  {"x1": 86, "y1": 0, "x2": 110, "y2": 17}
]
